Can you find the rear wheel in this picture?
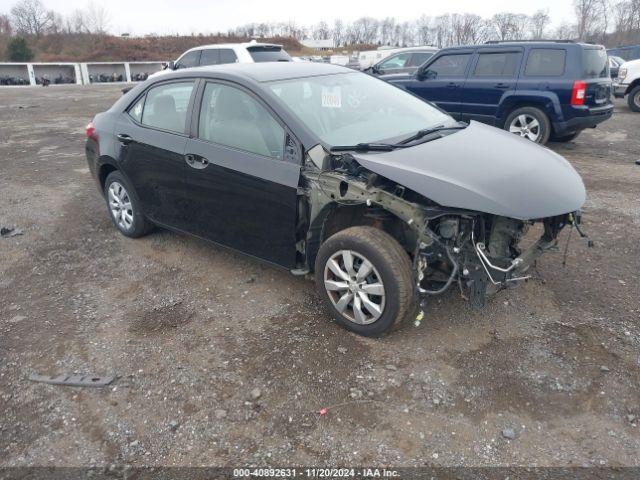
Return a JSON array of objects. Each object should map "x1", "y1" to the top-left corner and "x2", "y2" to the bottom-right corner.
[
  {"x1": 504, "y1": 106, "x2": 551, "y2": 144},
  {"x1": 315, "y1": 226, "x2": 416, "y2": 337},
  {"x1": 104, "y1": 171, "x2": 152, "y2": 238},
  {"x1": 551, "y1": 130, "x2": 582, "y2": 142},
  {"x1": 628, "y1": 86, "x2": 640, "y2": 112}
]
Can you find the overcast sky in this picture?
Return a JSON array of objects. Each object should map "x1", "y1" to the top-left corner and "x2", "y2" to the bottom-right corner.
[{"x1": 2, "y1": 0, "x2": 577, "y2": 35}]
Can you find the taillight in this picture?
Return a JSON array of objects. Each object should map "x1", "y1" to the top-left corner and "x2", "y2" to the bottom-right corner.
[
  {"x1": 85, "y1": 121, "x2": 96, "y2": 139},
  {"x1": 571, "y1": 81, "x2": 587, "y2": 106}
]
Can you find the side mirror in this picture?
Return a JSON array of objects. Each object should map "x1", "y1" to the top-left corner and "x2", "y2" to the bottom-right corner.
[{"x1": 168, "y1": 61, "x2": 175, "y2": 70}]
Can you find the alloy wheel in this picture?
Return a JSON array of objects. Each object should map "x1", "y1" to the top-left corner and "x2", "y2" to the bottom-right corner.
[
  {"x1": 323, "y1": 249, "x2": 386, "y2": 325},
  {"x1": 108, "y1": 181, "x2": 134, "y2": 231},
  {"x1": 509, "y1": 114, "x2": 541, "y2": 142}
]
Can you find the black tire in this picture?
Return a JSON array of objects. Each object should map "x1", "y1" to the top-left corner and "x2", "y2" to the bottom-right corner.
[
  {"x1": 103, "y1": 171, "x2": 152, "y2": 238},
  {"x1": 550, "y1": 130, "x2": 582, "y2": 142},
  {"x1": 314, "y1": 226, "x2": 416, "y2": 337},
  {"x1": 628, "y1": 86, "x2": 640, "y2": 113},
  {"x1": 504, "y1": 106, "x2": 551, "y2": 145}
]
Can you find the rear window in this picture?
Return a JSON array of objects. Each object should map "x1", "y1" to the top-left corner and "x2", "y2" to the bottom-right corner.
[
  {"x1": 525, "y1": 49, "x2": 566, "y2": 76},
  {"x1": 247, "y1": 46, "x2": 291, "y2": 62},
  {"x1": 582, "y1": 48, "x2": 608, "y2": 78}
]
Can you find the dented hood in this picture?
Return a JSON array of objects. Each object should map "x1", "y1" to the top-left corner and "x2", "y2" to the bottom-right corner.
[{"x1": 353, "y1": 121, "x2": 586, "y2": 220}]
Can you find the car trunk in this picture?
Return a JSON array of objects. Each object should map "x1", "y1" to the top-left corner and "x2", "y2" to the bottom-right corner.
[{"x1": 582, "y1": 47, "x2": 612, "y2": 107}]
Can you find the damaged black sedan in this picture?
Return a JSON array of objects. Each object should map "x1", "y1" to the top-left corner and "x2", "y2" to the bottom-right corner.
[{"x1": 85, "y1": 62, "x2": 586, "y2": 336}]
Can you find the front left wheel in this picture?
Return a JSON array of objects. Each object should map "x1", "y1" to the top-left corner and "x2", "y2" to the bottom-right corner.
[
  {"x1": 104, "y1": 171, "x2": 152, "y2": 238},
  {"x1": 314, "y1": 226, "x2": 416, "y2": 337}
]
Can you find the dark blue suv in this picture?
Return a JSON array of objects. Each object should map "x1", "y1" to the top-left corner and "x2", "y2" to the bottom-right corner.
[{"x1": 384, "y1": 41, "x2": 613, "y2": 144}]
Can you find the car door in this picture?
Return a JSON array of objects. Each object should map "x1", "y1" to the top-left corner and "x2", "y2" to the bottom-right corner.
[
  {"x1": 460, "y1": 49, "x2": 523, "y2": 125},
  {"x1": 114, "y1": 80, "x2": 196, "y2": 229},
  {"x1": 405, "y1": 51, "x2": 473, "y2": 119},
  {"x1": 182, "y1": 81, "x2": 301, "y2": 268}
]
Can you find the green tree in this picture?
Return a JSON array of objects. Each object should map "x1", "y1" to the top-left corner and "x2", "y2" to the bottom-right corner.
[{"x1": 7, "y1": 37, "x2": 34, "y2": 61}]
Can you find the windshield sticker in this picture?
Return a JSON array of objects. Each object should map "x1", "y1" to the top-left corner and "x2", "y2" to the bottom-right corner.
[{"x1": 321, "y1": 86, "x2": 342, "y2": 108}]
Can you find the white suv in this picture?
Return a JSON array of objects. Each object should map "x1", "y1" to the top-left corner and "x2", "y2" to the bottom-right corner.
[
  {"x1": 151, "y1": 41, "x2": 291, "y2": 78},
  {"x1": 613, "y1": 58, "x2": 640, "y2": 112}
]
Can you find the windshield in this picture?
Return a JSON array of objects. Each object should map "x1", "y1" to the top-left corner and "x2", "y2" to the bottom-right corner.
[{"x1": 268, "y1": 72, "x2": 454, "y2": 145}]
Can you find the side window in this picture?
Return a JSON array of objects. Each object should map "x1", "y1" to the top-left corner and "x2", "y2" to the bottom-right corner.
[
  {"x1": 200, "y1": 49, "x2": 220, "y2": 66},
  {"x1": 198, "y1": 83, "x2": 284, "y2": 160},
  {"x1": 176, "y1": 50, "x2": 201, "y2": 69},
  {"x1": 525, "y1": 49, "x2": 566, "y2": 76},
  {"x1": 128, "y1": 96, "x2": 145, "y2": 122},
  {"x1": 219, "y1": 49, "x2": 238, "y2": 64},
  {"x1": 474, "y1": 52, "x2": 521, "y2": 76},
  {"x1": 407, "y1": 52, "x2": 434, "y2": 67},
  {"x1": 380, "y1": 53, "x2": 410, "y2": 70},
  {"x1": 140, "y1": 81, "x2": 195, "y2": 133},
  {"x1": 425, "y1": 54, "x2": 471, "y2": 77}
]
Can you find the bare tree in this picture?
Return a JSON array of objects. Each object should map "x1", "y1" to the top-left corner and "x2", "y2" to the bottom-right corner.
[
  {"x1": 530, "y1": 9, "x2": 550, "y2": 39},
  {"x1": 85, "y1": 1, "x2": 110, "y2": 34},
  {"x1": 332, "y1": 19, "x2": 344, "y2": 47},
  {"x1": 574, "y1": 0, "x2": 608, "y2": 41},
  {"x1": 555, "y1": 21, "x2": 577, "y2": 40},
  {"x1": 10, "y1": 0, "x2": 54, "y2": 36},
  {"x1": 0, "y1": 13, "x2": 12, "y2": 36},
  {"x1": 312, "y1": 20, "x2": 330, "y2": 40}
]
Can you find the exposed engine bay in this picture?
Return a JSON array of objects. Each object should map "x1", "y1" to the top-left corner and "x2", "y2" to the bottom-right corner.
[{"x1": 300, "y1": 148, "x2": 586, "y2": 310}]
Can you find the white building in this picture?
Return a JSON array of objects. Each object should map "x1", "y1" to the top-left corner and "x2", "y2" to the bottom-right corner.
[{"x1": 301, "y1": 39, "x2": 335, "y2": 51}]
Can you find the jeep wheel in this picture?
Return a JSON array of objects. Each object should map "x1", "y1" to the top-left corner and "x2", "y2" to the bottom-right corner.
[
  {"x1": 315, "y1": 226, "x2": 416, "y2": 337},
  {"x1": 505, "y1": 106, "x2": 551, "y2": 144},
  {"x1": 104, "y1": 171, "x2": 152, "y2": 238},
  {"x1": 628, "y1": 86, "x2": 640, "y2": 112}
]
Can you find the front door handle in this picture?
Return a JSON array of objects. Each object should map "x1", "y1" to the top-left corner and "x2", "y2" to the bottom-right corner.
[
  {"x1": 494, "y1": 83, "x2": 509, "y2": 89},
  {"x1": 446, "y1": 82, "x2": 459, "y2": 88},
  {"x1": 185, "y1": 154, "x2": 209, "y2": 169},
  {"x1": 116, "y1": 133, "x2": 133, "y2": 145}
]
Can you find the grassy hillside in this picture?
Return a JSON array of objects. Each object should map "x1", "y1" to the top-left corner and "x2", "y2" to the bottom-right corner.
[{"x1": 1, "y1": 34, "x2": 305, "y2": 62}]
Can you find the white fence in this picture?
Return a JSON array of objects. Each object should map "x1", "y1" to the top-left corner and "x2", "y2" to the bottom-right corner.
[{"x1": 0, "y1": 61, "x2": 165, "y2": 86}]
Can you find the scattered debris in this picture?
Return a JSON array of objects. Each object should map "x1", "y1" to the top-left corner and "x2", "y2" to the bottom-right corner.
[
  {"x1": 349, "y1": 388, "x2": 363, "y2": 399},
  {"x1": 319, "y1": 407, "x2": 328, "y2": 416},
  {"x1": 337, "y1": 346, "x2": 347, "y2": 354},
  {"x1": 385, "y1": 364, "x2": 398, "y2": 371},
  {"x1": 627, "y1": 414, "x2": 637, "y2": 424},
  {"x1": 29, "y1": 373, "x2": 115, "y2": 387},
  {"x1": 168, "y1": 420, "x2": 180, "y2": 431},
  {"x1": 8, "y1": 315, "x2": 25, "y2": 324},
  {"x1": 214, "y1": 409, "x2": 227, "y2": 419},
  {"x1": 249, "y1": 388, "x2": 262, "y2": 400},
  {"x1": 1, "y1": 227, "x2": 24, "y2": 238},
  {"x1": 601, "y1": 365, "x2": 610, "y2": 372},
  {"x1": 502, "y1": 427, "x2": 517, "y2": 440},
  {"x1": 432, "y1": 397, "x2": 441, "y2": 406}
]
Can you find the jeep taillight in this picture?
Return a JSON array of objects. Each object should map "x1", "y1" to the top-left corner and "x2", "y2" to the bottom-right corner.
[
  {"x1": 571, "y1": 81, "x2": 587, "y2": 106},
  {"x1": 85, "y1": 121, "x2": 97, "y2": 140}
]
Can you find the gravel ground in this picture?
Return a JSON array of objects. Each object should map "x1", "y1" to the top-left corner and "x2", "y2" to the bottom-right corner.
[{"x1": 0, "y1": 85, "x2": 639, "y2": 468}]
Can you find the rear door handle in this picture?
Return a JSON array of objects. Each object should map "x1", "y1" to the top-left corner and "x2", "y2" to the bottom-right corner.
[
  {"x1": 116, "y1": 133, "x2": 133, "y2": 145},
  {"x1": 185, "y1": 154, "x2": 209, "y2": 169},
  {"x1": 446, "y1": 82, "x2": 459, "y2": 88},
  {"x1": 494, "y1": 83, "x2": 509, "y2": 89}
]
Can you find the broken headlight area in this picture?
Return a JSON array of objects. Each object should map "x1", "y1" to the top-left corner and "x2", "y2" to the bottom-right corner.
[{"x1": 416, "y1": 213, "x2": 576, "y2": 308}]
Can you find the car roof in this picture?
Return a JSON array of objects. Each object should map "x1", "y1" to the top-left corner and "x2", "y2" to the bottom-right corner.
[
  {"x1": 160, "y1": 61, "x2": 352, "y2": 83},
  {"x1": 438, "y1": 41, "x2": 597, "y2": 51},
  {"x1": 184, "y1": 42, "x2": 282, "y2": 53}
]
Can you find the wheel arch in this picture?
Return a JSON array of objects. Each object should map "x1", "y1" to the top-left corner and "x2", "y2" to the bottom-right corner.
[
  {"x1": 497, "y1": 94, "x2": 556, "y2": 129},
  {"x1": 305, "y1": 202, "x2": 414, "y2": 273},
  {"x1": 97, "y1": 157, "x2": 119, "y2": 192}
]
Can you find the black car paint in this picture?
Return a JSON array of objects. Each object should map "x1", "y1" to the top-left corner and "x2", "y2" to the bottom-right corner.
[{"x1": 86, "y1": 68, "x2": 316, "y2": 269}]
